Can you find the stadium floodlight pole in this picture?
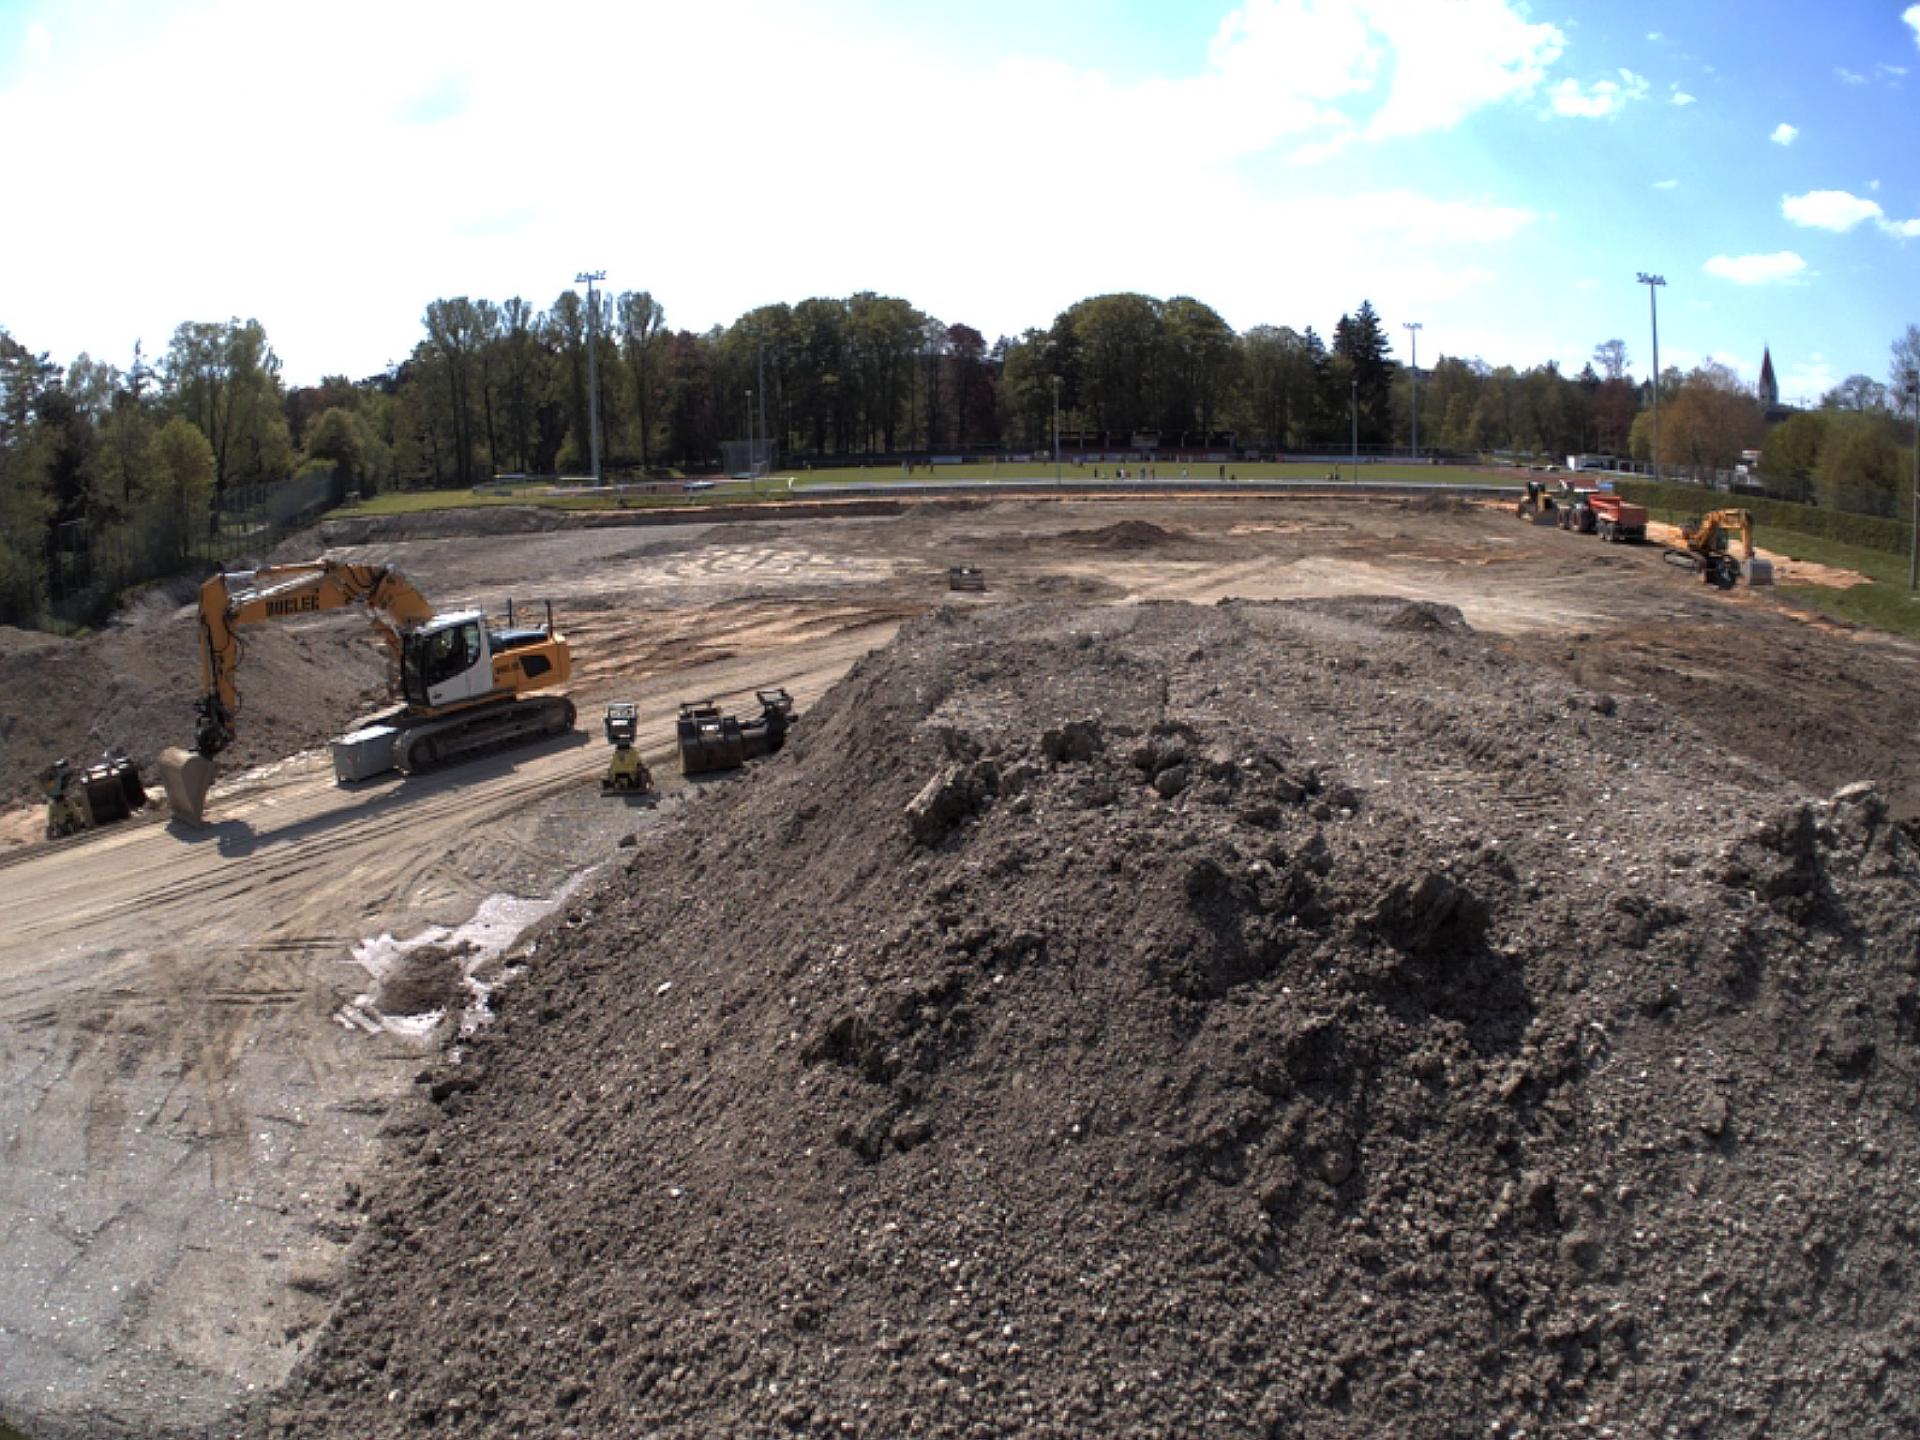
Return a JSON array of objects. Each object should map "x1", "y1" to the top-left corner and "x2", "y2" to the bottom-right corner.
[
  {"x1": 1403, "y1": 322, "x2": 1422, "y2": 460},
  {"x1": 1636, "y1": 272, "x2": 1665, "y2": 482},
  {"x1": 1052, "y1": 375, "x2": 1062, "y2": 486},
  {"x1": 1908, "y1": 370, "x2": 1919, "y2": 590},
  {"x1": 756, "y1": 343, "x2": 768, "y2": 474},
  {"x1": 576, "y1": 270, "x2": 606, "y2": 485}
]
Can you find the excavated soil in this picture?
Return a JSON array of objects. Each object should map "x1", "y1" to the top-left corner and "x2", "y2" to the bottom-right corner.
[
  {"x1": 0, "y1": 612, "x2": 388, "y2": 807},
  {"x1": 1056, "y1": 519, "x2": 1189, "y2": 549},
  {"x1": 254, "y1": 598, "x2": 1920, "y2": 1440}
]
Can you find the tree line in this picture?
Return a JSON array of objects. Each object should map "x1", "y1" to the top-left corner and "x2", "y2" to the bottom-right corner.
[{"x1": 1, "y1": 295, "x2": 1915, "y2": 627}]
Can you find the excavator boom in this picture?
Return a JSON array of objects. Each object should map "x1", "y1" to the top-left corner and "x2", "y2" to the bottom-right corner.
[{"x1": 158, "y1": 560, "x2": 570, "y2": 825}]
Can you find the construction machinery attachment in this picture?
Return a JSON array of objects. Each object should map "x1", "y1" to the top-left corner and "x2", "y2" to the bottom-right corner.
[
  {"x1": 157, "y1": 747, "x2": 218, "y2": 825},
  {"x1": 677, "y1": 689, "x2": 796, "y2": 776},
  {"x1": 948, "y1": 565, "x2": 987, "y2": 592},
  {"x1": 42, "y1": 750, "x2": 149, "y2": 841},
  {"x1": 601, "y1": 702, "x2": 654, "y2": 794}
]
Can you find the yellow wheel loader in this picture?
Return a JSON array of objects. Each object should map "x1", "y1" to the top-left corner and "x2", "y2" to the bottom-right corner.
[{"x1": 157, "y1": 561, "x2": 575, "y2": 825}]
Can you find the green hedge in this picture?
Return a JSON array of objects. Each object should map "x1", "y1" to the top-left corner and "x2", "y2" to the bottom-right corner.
[{"x1": 1614, "y1": 478, "x2": 1911, "y2": 556}]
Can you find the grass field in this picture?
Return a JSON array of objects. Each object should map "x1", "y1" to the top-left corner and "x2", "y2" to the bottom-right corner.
[
  {"x1": 785, "y1": 461, "x2": 1509, "y2": 486},
  {"x1": 348, "y1": 464, "x2": 1518, "y2": 517}
]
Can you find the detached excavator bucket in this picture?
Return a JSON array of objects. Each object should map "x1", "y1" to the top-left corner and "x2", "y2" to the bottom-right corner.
[{"x1": 157, "y1": 747, "x2": 218, "y2": 825}]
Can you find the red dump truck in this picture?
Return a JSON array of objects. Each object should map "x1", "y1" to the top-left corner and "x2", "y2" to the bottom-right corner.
[{"x1": 1520, "y1": 481, "x2": 1648, "y2": 544}]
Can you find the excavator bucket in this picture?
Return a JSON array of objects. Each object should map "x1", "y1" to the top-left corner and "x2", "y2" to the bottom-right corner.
[{"x1": 157, "y1": 747, "x2": 218, "y2": 825}]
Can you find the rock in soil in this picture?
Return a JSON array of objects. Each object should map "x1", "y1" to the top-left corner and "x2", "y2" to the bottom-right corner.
[{"x1": 250, "y1": 598, "x2": 1920, "y2": 1440}]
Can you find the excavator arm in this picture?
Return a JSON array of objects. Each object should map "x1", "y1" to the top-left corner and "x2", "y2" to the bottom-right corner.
[
  {"x1": 162, "y1": 561, "x2": 437, "y2": 822},
  {"x1": 188, "y1": 562, "x2": 436, "y2": 758}
]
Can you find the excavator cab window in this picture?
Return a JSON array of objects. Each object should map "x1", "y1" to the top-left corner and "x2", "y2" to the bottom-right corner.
[{"x1": 403, "y1": 620, "x2": 486, "y2": 704}]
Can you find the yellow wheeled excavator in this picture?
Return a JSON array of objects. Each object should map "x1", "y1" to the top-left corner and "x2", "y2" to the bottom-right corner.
[{"x1": 156, "y1": 560, "x2": 575, "y2": 824}]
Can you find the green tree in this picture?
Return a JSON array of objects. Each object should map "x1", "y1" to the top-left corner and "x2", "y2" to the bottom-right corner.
[
  {"x1": 1240, "y1": 326, "x2": 1316, "y2": 448},
  {"x1": 1816, "y1": 412, "x2": 1905, "y2": 514},
  {"x1": 1660, "y1": 363, "x2": 1763, "y2": 473},
  {"x1": 161, "y1": 318, "x2": 292, "y2": 497},
  {"x1": 1331, "y1": 301, "x2": 1395, "y2": 445},
  {"x1": 1758, "y1": 410, "x2": 1828, "y2": 492},
  {"x1": 148, "y1": 416, "x2": 215, "y2": 560},
  {"x1": 618, "y1": 290, "x2": 667, "y2": 469},
  {"x1": 304, "y1": 407, "x2": 365, "y2": 489}
]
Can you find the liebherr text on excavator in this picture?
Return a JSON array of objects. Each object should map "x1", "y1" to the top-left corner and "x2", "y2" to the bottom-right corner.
[{"x1": 157, "y1": 560, "x2": 576, "y2": 825}]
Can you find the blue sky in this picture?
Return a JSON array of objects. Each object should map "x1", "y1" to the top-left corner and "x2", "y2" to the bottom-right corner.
[{"x1": 1, "y1": 0, "x2": 1916, "y2": 401}]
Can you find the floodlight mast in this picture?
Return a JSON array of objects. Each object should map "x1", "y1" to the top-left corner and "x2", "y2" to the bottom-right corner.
[
  {"x1": 1403, "y1": 321, "x2": 1422, "y2": 459},
  {"x1": 1052, "y1": 375, "x2": 1062, "y2": 486},
  {"x1": 577, "y1": 270, "x2": 606, "y2": 485},
  {"x1": 1636, "y1": 273, "x2": 1666, "y2": 482}
]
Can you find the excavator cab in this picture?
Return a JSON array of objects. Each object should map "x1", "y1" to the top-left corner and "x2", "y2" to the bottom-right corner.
[{"x1": 400, "y1": 613, "x2": 496, "y2": 710}]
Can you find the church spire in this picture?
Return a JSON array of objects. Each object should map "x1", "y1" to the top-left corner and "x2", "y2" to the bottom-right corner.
[{"x1": 1759, "y1": 345, "x2": 1779, "y2": 407}]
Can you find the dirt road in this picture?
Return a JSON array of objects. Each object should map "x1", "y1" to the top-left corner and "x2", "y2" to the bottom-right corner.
[{"x1": 3, "y1": 498, "x2": 1918, "y2": 1437}]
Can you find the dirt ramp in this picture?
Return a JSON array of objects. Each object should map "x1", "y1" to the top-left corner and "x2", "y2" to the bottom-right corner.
[{"x1": 256, "y1": 600, "x2": 1920, "y2": 1440}]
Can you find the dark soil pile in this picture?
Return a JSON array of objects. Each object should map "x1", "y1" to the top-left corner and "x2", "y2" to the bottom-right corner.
[
  {"x1": 0, "y1": 612, "x2": 389, "y2": 805},
  {"x1": 256, "y1": 599, "x2": 1920, "y2": 1439},
  {"x1": 1058, "y1": 519, "x2": 1186, "y2": 549},
  {"x1": 374, "y1": 942, "x2": 474, "y2": 1017}
]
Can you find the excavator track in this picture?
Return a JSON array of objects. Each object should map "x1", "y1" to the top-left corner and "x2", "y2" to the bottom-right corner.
[{"x1": 391, "y1": 694, "x2": 578, "y2": 774}]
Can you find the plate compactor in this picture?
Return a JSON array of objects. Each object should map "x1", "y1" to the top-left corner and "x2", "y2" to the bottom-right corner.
[
  {"x1": 676, "y1": 689, "x2": 796, "y2": 776},
  {"x1": 42, "y1": 750, "x2": 149, "y2": 841},
  {"x1": 601, "y1": 702, "x2": 654, "y2": 794}
]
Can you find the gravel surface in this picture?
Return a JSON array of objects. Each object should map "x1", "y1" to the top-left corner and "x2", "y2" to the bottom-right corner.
[{"x1": 249, "y1": 598, "x2": 1920, "y2": 1439}]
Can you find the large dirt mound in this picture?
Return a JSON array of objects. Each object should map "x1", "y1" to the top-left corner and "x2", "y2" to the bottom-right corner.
[
  {"x1": 1057, "y1": 519, "x2": 1188, "y2": 549},
  {"x1": 257, "y1": 600, "x2": 1920, "y2": 1439},
  {"x1": 0, "y1": 612, "x2": 389, "y2": 806}
]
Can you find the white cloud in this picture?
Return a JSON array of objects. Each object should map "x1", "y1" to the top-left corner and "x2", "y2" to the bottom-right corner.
[
  {"x1": 1836, "y1": 66, "x2": 1870, "y2": 85},
  {"x1": 1575, "y1": 277, "x2": 1599, "y2": 290},
  {"x1": 1671, "y1": 89, "x2": 1696, "y2": 105},
  {"x1": 1653, "y1": 178, "x2": 1680, "y2": 189},
  {"x1": 1770, "y1": 122, "x2": 1798, "y2": 145},
  {"x1": 1780, "y1": 188, "x2": 1920, "y2": 237},
  {"x1": 1783, "y1": 189, "x2": 1883, "y2": 230},
  {"x1": 25, "y1": 20, "x2": 50, "y2": 61},
  {"x1": 1250, "y1": 0, "x2": 1570, "y2": 142},
  {"x1": 1548, "y1": 68, "x2": 1650, "y2": 119},
  {"x1": 0, "y1": 0, "x2": 1564, "y2": 382},
  {"x1": 1906, "y1": 5, "x2": 1920, "y2": 51},
  {"x1": 1703, "y1": 252, "x2": 1807, "y2": 285},
  {"x1": 1647, "y1": 30, "x2": 1663, "y2": 41}
]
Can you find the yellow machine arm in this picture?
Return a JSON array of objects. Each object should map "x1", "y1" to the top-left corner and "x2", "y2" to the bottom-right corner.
[{"x1": 189, "y1": 561, "x2": 436, "y2": 758}]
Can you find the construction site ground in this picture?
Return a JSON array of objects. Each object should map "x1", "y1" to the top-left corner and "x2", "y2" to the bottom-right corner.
[{"x1": 1, "y1": 494, "x2": 1918, "y2": 1438}]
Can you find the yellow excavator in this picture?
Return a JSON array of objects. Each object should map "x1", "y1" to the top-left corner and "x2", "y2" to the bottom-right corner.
[
  {"x1": 1663, "y1": 508, "x2": 1758, "y2": 590},
  {"x1": 157, "y1": 560, "x2": 575, "y2": 824}
]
